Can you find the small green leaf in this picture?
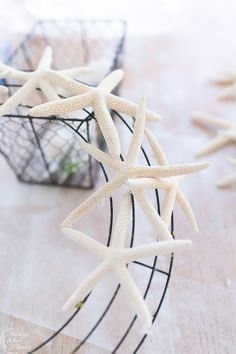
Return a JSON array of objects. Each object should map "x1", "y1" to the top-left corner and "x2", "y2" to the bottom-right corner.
[
  {"x1": 63, "y1": 161, "x2": 81, "y2": 175},
  {"x1": 75, "y1": 302, "x2": 84, "y2": 309}
]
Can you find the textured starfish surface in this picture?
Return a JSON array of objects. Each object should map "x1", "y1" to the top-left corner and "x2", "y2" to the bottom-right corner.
[
  {"x1": 66, "y1": 68, "x2": 125, "y2": 157},
  {"x1": 0, "y1": 46, "x2": 98, "y2": 117},
  {"x1": 63, "y1": 69, "x2": 125, "y2": 123},
  {"x1": 63, "y1": 98, "x2": 208, "y2": 240},
  {"x1": 217, "y1": 157, "x2": 236, "y2": 188},
  {"x1": 29, "y1": 65, "x2": 163, "y2": 157},
  {"x1": 62, "y1": 192, "x2": 192, "y2": 333},
  {"x1": 127, "y1": 128, "x2": 200, "y2": 232},
  {"x1": 193, "y1": 111, "x2": 236, "y2": 157}
]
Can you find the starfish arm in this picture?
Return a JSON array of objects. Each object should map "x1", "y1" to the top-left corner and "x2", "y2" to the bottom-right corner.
[
  {"x1": 37, "y1": 46, "x2": 52, "y2": 70},
  {"x1": 111, "y1": 192, "x2": 132, "y2": 248},
  {"x1": 115, "y1": 266, "x2": 152, "y2": 333},
  {"x1": 62, "y1": 173, "x2": 126, "y2": 227},
  {"x1": 214, "y1": 70, "x2": 236, "y2": 85},
  {"x1": 228, "y1": 157, "x2": 236, "y2": 166},
  {"x1": 0, "y1": 78, "x2": 37, "y2": 117},
  {"x1": 60, "y1": 66, "x2": 93, "y2": 77},
  {"x1": 192, "y1": 112, "x2": 231, "y2": 129},
  {"x1": 125, "y1": 97, "x2": 146, "y2": 164},
  {"x1": 123, "y1": 239, "x2": 192, "y2": 262},
  {"x1": 97, "y1": 69, "x2": 124, "y2": 92},
  {"x1": 78, "y1": 138, "x2": 120, "y2": 171},
  {"x1": 218, "y1": 83, "x2": 236, "y2": 100},
  {"x1": 0, "y1": 86, "x2": 9, "y2": 95},
  {"x1": 0, "y1": 71, "x2": 10, "y2": 79},
  {"x1": 144, "y1": 128, "x2": 169, "y2": 165},
  {"x1": 92, "y1": 92, "x2": 121, "y2": 157},
  {"x1": 195, "y1": 136, "x2": 231, "y2": 157},
  {"x1": 71, "y1": 60, "x2": 111, "y2": 85},
  {"x1": 0, "y1": 63, "x2": 32, "y2": 81},
  {"x1": 219, "y1": 130, "x2": 236, "y2": 141},
  {"x1": 176, "y1": 190, "x2": 199, "y2": 232},
  {"x1": 175, "y1": 174, "x2": 186, "y2": 183},
  {"x1": 105, "y1": 94, "x2": 162, "y2": 122},
  {"x1": 60, "y1": 60, "x2": 113, "y2": 81},
  {"x1": 30, "y1": 91, "x2": 93, "y2": 117},
  {"x1": 39, "y1": 78, "x2": 60, "y2": 101},
  {"x1": 62, "y1": 227, "x2": 108, "y2": 258},
  {"x1": 132, "y1": 162, "x2": 209, "y2": 178},
  {"x1": 0, "y1": 62, "x2": 10, "y2": 71},
  {"x1": 46, "y1": 70, "x2": 89, "y2": 94},
  {"x1": 63, "y1": 262, "x2": 110, "y2": 311},
  {"x1": 132, "y1": 189, "x2": 172, "y2": 240},
  {"x1": 161, "y1": 187, "x2": 177, "y2": 228},
  {"x1": 127, "y1": 177, "x2": 169, "y2": 190},
  {"x1": 10, "y1": 70, "x2": 32, "y2": 80},
  {"x1": 217, "y1": 172, "x2": 236, "y2": 188}
]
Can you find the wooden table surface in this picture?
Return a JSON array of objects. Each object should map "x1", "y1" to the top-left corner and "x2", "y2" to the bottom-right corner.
[{"x1": 0, "y1": 1, "x2": 236, "y2": 353}]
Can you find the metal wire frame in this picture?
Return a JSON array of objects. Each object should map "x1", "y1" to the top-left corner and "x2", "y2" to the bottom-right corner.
[
  {"x1": 0, "y1": 19, "x2": 126, "y2": 188},
  {"x1": 5, "y1": 19, "x2": 127, "y2": 73},
  {"x1": 26, "y1": 110, "x2": 174, "y2": 354}
]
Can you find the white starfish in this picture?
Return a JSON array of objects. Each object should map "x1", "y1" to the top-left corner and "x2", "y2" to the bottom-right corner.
[
  {"x1": 218, "y1": 83, "x2": 236, "y2": 100},
  {"x1": 193, "y1": 111, "x2": 236, "y2": 157},
  {"x1": 29, "y1": 67, "x2": 162, "y2": 158},
  {"x1": 127, "y1": 128, "x2": 200, "y2": 232},
  {"x1": 27, "y1": 66, "x2": 127, "y2": 159},
  {"x1": 0, "y1": 86, "x2": 8, "y2": 95},
  {"x1": 68, "y1": 68, "x2": 125, "y2": 124},
  {"x1": 62, "y1": 98, "x2": 208, "y2": 240},
  {"x1": 212, "y1": 69, "x2": 236, "y2": 100},
  {"x1": 53, "y1": 59, "x2": 114, "y2": 99},
  {"x1": 62, "y1": 192, "x2": 192, "y2": 333},
  {"x1": 213, "y1": 69, "x2": 236, "y2": 86},
  {"x1": 63, "y1": 68, "x2": 125, "y2": 122},
  {"x1": 217, "y1": 157, "x2": 236, "y2": 188},
  {"x1": 0, "y1": 46, "x2": 98, "y2": 117}
]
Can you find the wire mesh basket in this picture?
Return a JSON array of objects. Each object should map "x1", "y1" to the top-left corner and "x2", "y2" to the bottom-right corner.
[{"x1": 0, "y1": 19, "x2": 126, "y2": 188}]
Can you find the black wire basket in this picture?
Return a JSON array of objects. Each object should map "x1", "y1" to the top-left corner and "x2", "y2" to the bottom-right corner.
[{"x1": 0, "y1": 19, "x2": 126, "y2": 188}]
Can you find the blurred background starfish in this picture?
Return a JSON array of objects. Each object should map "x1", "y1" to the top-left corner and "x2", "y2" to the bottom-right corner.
[
  {"x1": 213, "y1": 68, "x2": 236, "y2": 100},
  {"x1": 193, "y1": 111, "x2": 236, "y2": 157},
  {"x1": 217, "y1": 157, "x2": 236, "y2": 188}
]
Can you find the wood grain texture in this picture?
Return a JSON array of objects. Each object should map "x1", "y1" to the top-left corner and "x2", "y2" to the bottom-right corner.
[{"x1": 0, "y1": 311, "x2": 109, "y2": 353}]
